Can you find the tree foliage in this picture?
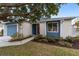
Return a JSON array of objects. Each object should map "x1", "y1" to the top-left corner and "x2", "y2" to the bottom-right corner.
[
  {"x1": 0, "y1": 3, "x2": 62, "y2": 22},
  {"x1": 75, "y1": 21, "x2": 79, "y2": 28},
  {"x1": 0, "y1": 3, "x2": 79, "y2": 23}
]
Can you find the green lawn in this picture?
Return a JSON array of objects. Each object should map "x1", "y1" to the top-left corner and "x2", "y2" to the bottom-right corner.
[{"x1": 0, "y1": 41, "x2": 79, "y2": 56}]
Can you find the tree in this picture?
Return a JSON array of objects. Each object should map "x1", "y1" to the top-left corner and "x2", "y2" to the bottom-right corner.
[
  {"x1": 0, "y1": 3, "x2": 62, "y2": 22},
  {"x1": 75, "y1": 21, "x2": 79, "y2": 29}
]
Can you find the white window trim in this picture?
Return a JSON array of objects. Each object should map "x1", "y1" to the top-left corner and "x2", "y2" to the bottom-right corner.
[{"x1": 47, "y1": 22, "x2": 59, "y2": 33}]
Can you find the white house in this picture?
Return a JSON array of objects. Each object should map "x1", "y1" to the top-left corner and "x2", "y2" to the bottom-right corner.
[
  {"x1": 0, "y1": 16, "x2": 79, "y2": 41},
  {"x1": 39, "y1": 17, "x2": 79, "y2": 38}
]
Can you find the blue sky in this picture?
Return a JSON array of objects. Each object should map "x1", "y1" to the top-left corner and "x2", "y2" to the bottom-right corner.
[{"x1": 52, "y1": 3, "x2": 79, "y2": 18}]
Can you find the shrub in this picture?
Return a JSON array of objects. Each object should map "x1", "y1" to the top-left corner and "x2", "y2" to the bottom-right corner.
[
  {"x1": 34, "y1": 35, "x2": 45, "y2": 42},
  {"x1": 0, "y1": 29, "x2": 3, "y2": 36},
  {"x1": 54, "y1": 37, "x2": 61, "y2": 42},
  {"x1": 64, "y1": 36, "x2": 73, "y2": 43},
  {"x1": 64, "y1": 42, "x2": 72, "y2": 48},
  {"x1": 45, "y1": 36, "x2": 55, "y2": 43},
  {"x1": 59, "y1": 37, "x2": 64, "y2": 41},
  {"x1": 58, "y1": 41, "x2": 65, "y2": 46},
  {"x1": 11, "y1": 34, "x2": 32, "y2": 41},
  {"x1": 34, "y1": 35, "x2": 63, "y2": 43},
  {"x1": 58, "y1": 41, "x2": 72, "y2": 48},
  {"x1": 74, "y1": 35, "x2": 79, "y2": 41},
  {"x1": 11, "y1": 33, "x2": 23, "y2": 41},
  {"x1": 42, "y1": 39, "x2": 48, "y2": 43},
  {"x1": 45, "y1": 36, "x2": 61, "y2": 43}
]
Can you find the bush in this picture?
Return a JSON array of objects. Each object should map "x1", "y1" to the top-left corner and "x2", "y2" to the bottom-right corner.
[
  {"x1": 45, "y1": 36, "x2": 55, "y2": 43},
  {"x1": 58, "y1": 41, "x2": 66, "y2": 46},
  {"x1": 59, "y1": 37, "x2": 64, "y2": 41},
  {"x1": 58, "y1": 41, "x2": 72, "y2": 48},
  {"x1": 0, "y1": 29, "x2": 3, "y2": 36},
  {"x1": 64, "y1": 42, "x2": 72, "y2": 48},
  {"x1": 45, "y1": 36, "x2": 61, "y2": 43},
  {"x1": 42, "y1": 39, "x2": 48, "y2": 43},
  {"x1": 64, "y1": 36, "x2": 73, "y2": 43},
  {"x1": 11, "y1": 33, "x2": 23, "y2": 41},
  {"x1": 34, "y1": 35, "x2": 45, "y2": 42},
  {"x1": 74, "y1": 35, "x2": 79, "y2": 41},
  {"x1": 11, "y1": 34, "x2": 32, "y2": 41},
  {"x1": 34, "y1": 35, "x2": 64, "y2": 43}
]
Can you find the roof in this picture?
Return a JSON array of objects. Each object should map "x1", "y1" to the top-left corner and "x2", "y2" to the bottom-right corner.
[{"x1": 40, "y1": 16, "x2": 77, "y2": 22}]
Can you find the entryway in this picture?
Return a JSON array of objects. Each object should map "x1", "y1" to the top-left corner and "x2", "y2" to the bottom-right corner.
[{"x1": 32, "y1": 24, "x2": 39, "y2": 35}]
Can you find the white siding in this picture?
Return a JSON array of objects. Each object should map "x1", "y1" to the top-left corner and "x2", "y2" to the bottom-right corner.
[
  {"x1": 60, "y1": 20, "x2": 79, "y2": 38},
  {"x1": 20, "y1": 22, "x2": 32, "y2": 37},
  {"x1": 40, "y1": 22, "x2": 46, "y2": 36},
  {"x1": 60, "y1": 20, "x2": 72, "y2": 38}
]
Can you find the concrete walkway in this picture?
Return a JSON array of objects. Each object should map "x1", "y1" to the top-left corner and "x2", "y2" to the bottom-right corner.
[{"x1": 0, "y1": 37, "x2": 34, "y2": 47}]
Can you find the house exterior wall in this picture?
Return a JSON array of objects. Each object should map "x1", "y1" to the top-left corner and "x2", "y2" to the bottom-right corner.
[
  {"x1": 20, "y1": 22, "x2": 32, "y2": 37},
  {"x1": 39, "y1": 22, "x2": 46, "y2": 36},
  {"x1": 39, "y1": 19, "x2": 79, "y2": 38},
  {"x1": 71, "y1": 26, "x2": 79, "y2": 37},
  {"x1": 60, "y1": 20, "x2": 79, "y2": 38},
  {"x1": 71, "y1": 27, "x2": 79, "y2": 37},
  {"x1": 60, "y1": 20, "x2": 73, "y2": 38}
]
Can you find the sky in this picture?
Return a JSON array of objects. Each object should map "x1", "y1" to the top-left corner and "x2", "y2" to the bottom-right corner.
[{"x1": 52, "y1": 3, "x2": 79, "y2": 18}]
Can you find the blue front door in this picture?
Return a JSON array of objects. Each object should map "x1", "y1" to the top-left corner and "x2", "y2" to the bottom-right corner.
[
  {"x1": 32, "y1": 24, "x2": 39, "y2": 35},
  {"x1": 7, "y1": 24, "x2": 17, "y2": 36},
  {"x1": 32, "y1": 24, "x2": 36, "y2": 35}
]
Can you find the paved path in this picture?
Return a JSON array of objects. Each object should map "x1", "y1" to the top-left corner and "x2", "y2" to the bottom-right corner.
[{"x1": 0, "y1": 37, "x2": 34, "y2": 47}]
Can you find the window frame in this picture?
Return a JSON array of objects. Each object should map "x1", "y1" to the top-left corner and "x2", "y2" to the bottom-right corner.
[{"x1": 47, "y1": 22, "x2": 59, "y2": 33}]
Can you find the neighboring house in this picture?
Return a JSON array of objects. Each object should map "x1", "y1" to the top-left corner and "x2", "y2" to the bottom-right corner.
[{"x1": 0, "y1": 16, "x2": 79, "y2": 39}]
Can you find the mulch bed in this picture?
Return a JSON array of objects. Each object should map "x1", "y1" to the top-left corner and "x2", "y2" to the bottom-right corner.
[
  {"x1": 72, "y1": 40, "x2": 79, "y2": 49},
  {"x1": 33, "y1": 40, "x2": 79, "y2": 49},
  {"x1": 33, "y1": 41, "x2": 70, "y2": 48}
]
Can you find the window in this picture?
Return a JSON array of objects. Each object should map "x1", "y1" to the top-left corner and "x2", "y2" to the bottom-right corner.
[{"x1": 47, "y1": 22, "x2": 59, "y2": 32}]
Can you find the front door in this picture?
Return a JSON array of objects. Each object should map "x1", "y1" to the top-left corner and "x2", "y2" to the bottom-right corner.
[{"x1": 32, "y1": 24, "x2": 39, "y2": 35}]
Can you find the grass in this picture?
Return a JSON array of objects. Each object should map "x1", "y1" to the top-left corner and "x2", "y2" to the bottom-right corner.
[{"x1": 0, "y1": 41, "x2": 79, "y2": 56}]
